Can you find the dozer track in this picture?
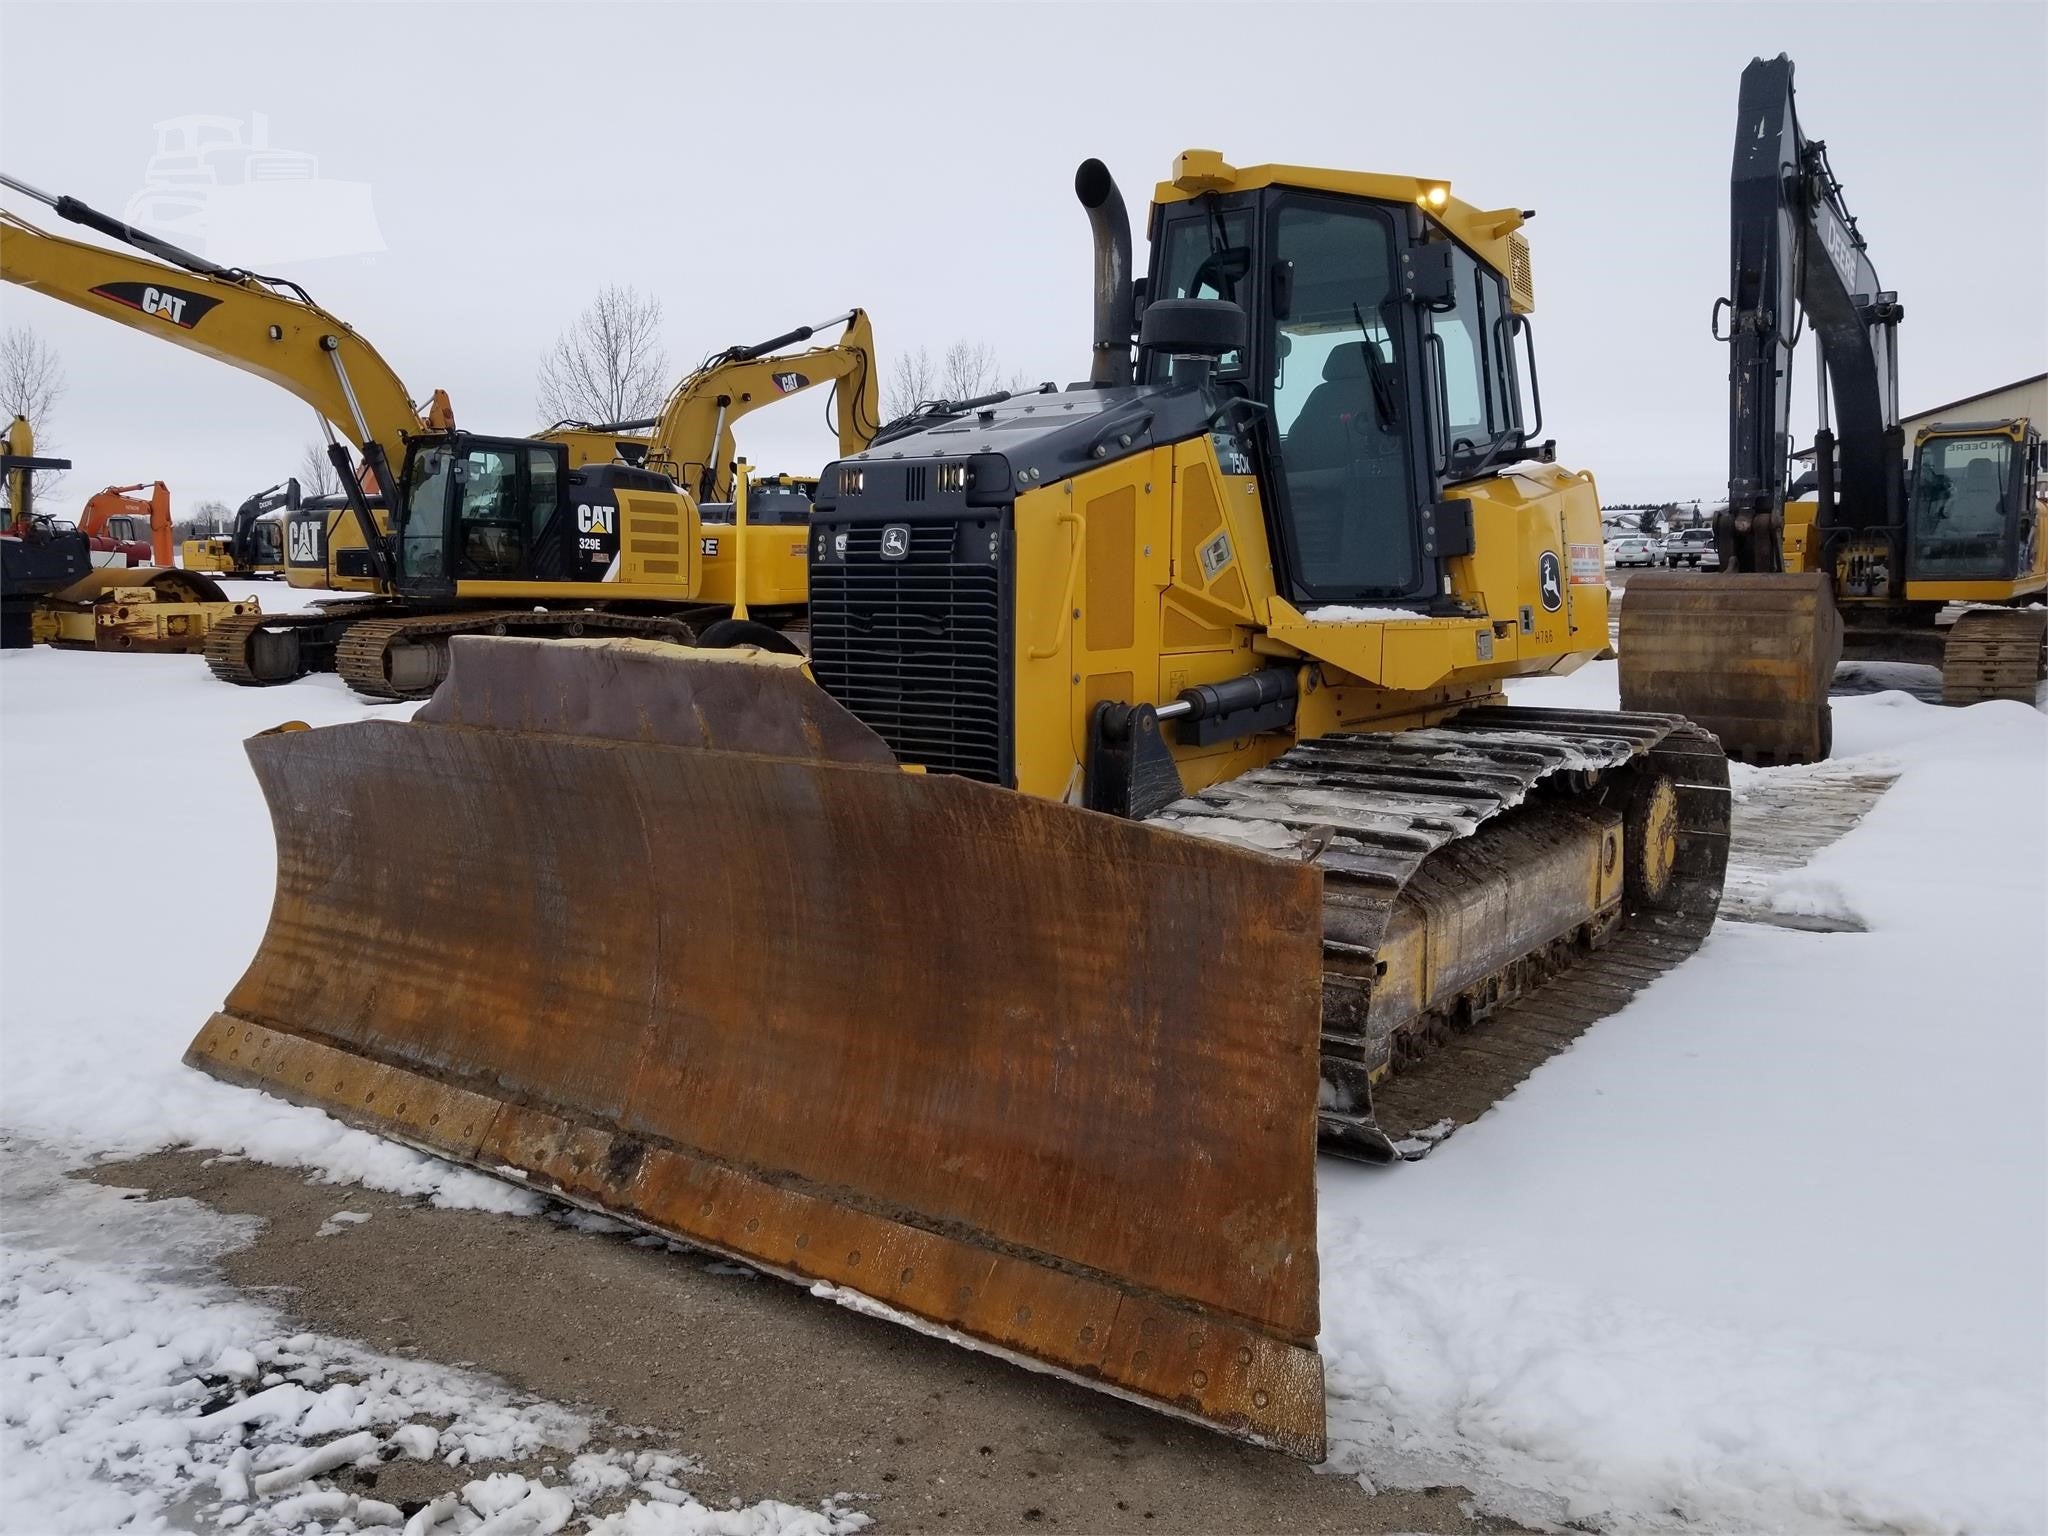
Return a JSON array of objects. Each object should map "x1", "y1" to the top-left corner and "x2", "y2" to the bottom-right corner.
[
  {"x1": 1149, "y1": 707, "x2": 1730, "y2": 1161},
  {"x1": 1940, "y1": 607, "x2": 2047, "y2": 705},
  {"x1": 335, "y1": 610, "x2": 698, "y2": 700}
]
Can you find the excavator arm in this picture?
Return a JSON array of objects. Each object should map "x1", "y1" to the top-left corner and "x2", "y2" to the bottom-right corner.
[
  {"x1": 647, "y1": 308, "x2": 881, "y2": 501},
  {"x1": 1721, "y1": 53, "x2": 1905, "y2": 572},
  {"x1": 0, "y1": 176, "x2": 447, "y2": 581},
  {"x1": 1622, "y1": 54, "x2": 1913, "y2": 764},
  {"x1": 78, "y1": 481, "x2": 174, "y2": 566}
]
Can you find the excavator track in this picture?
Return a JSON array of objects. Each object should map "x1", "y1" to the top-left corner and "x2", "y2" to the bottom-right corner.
[
  {"x1": 202, "y1": 610, "x2": 343, "y2": 686},
  {"x1": 1149, "y1": 705, "x2": 1730, "y2": 1162},
  {"x1": 1940, "y1": 607, "x2": 2047, "y2": 706},
  {"x1": 334, "y1": 610, "x2": 698, "y2": 700}
]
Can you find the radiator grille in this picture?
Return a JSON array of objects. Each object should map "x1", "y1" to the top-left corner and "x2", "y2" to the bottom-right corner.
[{"x1": 809, "y1": 519, "x2": 1008, "y2": 783}]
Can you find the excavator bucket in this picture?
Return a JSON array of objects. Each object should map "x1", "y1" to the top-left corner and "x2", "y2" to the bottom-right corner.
[
  {"x1": 1618, "y1": 570, "x2": 1843, "y2": 763},
  {"x1": 187, "y1": 638, "x2": 1332, "y2": 1458}
]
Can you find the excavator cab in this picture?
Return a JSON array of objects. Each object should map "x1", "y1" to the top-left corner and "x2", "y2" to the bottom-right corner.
[
  {"x1": 1905, "y1": 421, "x2": 2040, "y2": 587},
  {"x1": 390, "y1": 434, "x2": 690, "y2": 596}
]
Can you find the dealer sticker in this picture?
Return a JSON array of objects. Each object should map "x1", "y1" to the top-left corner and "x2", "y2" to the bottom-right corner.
[{"x1": 1568, "y1": 542, "x2": 1604, "y2": 584}]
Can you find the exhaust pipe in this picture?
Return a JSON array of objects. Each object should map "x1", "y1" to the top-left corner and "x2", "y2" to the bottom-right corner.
[{"x1": 1075, "y1": 159, "x2": 1134, "y2": 388}]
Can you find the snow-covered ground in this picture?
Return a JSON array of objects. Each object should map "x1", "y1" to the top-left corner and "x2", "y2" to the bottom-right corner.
[{"x1": 2, "y1": 601, "x2": 2043, "y2": 1533}]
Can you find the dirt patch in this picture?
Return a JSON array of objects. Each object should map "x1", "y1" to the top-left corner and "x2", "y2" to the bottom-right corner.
[{"x1": 95, "y1": 1150, "x2": 1530, "y2": 1535}]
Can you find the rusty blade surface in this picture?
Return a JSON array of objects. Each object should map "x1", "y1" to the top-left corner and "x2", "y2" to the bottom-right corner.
[
  {"x1": 1618, "y1": 570, "x2": 1842, "y2": 763},
  {"x1": 190, "y1": 644, "x2": 1330, "y2": 1456}
]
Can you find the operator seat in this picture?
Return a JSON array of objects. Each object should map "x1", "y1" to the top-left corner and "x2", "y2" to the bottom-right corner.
[
  {"x1": 1948, "y1": 456, "x2": 2006, "y2": 533},
  {"x1": 1283, "y1": 341, "x2": 1410, "y2": 591}
]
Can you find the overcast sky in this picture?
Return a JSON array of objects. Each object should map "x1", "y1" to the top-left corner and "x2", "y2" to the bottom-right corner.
[{"x1": 2, "y1": 1, "x2": 2042, "y2": 516}]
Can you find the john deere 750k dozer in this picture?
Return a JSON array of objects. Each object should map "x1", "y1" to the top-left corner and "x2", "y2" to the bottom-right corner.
[{"x1": 191, "y1": 153, "x2": 1729, "y2": 1459}]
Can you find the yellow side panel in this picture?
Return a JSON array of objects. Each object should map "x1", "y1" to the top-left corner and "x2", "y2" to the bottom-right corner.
[
  {"x1": 696, "y1": 525, "x2": 811, "y2": 607},
  {"x1": 1782, "y1": 500, "x2": 1818, "y2": 574},
  {"x1": 1907, "y1": 576, "x2": 2048, "y2": 603},
  {"x1": 1168, "y1": 448, "x2": 1261, "y2": 628},
  {"x1": 618, "y1": 492, "x2": 698, "y2": 592},
  {"x1": 1161, "y1": 602, "x2": 1232, "y2": 650},
  {"x1": 1084, "y1": 486, "x2": 1137, "y2": 651}
]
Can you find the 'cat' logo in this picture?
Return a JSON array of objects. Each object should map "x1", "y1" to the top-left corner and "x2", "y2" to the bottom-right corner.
[
  {"x1": 287, "y1": 519, "x2": 324, "y2": 565},
  {"x1": 576, "y1": 503, "x2": 616, "y2": 534},
  {"x1": 772, "y1": 371, "x2": 807, "y2": 394},
  {"x1": 89, "y1": 281, "x2": 223, "y2": 330}
]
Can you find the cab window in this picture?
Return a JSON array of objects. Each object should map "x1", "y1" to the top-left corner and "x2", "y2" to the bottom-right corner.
[
  {"x1": 1911, "y1": 435, "x2": 2013, "y2": 580},
  {"x1": 400, "y1": 448, "x2": 453, "y2": 580},
  {"x1": 1425, "y1": 242, "x2": 1520, "y2": 477},
  {"x1": 1150, "y1": 207, "x2": 1252, "y2": 380},
  {"x1": 455, "y1": 447, "x2": 524, "y2": 578},
  {"x1": 1266, "y1": 195, "x2": 1417, "y2": 597}
]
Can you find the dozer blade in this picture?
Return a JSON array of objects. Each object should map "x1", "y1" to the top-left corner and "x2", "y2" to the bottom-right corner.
[
  {"x1": 1618, "y1": 570, "x2": 1842, "y2": 763},
  {"x1": 187, "y1": 637, "x2": 1331, "y2": 1459}
]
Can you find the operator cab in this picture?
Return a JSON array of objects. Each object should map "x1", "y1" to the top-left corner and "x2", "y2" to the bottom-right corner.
[
  {"x1": 391, "y1": 434, "x2": 684, "y2": 596},
  {"x1": 1144, "y1": 175, "x2": 1540, "y2": 605},
  {"x1": 1906, "y1": 421, "x2": 2039, "y2": 583}
]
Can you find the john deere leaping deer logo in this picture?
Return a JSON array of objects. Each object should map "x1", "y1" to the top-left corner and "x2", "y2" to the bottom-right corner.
[
  {"x1": 90, "y1": 282, "x2": 222, "y2": 330},
  {"x1": 1537, "y1": 550, "x2": 1563, "y2": 612}
]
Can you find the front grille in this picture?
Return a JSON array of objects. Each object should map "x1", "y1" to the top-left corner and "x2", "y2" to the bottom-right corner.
[{"x1": 810, "y1": 518, "x2": 1009, "y2": 783}]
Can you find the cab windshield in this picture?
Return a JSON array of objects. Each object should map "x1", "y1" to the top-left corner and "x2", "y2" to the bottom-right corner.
[
  {"x1": 401, "y1": 447, "x2": 454, "y2": 580},
  {"x1": 1911, "y1": 435, "x2": 2012, "y2": 580}
]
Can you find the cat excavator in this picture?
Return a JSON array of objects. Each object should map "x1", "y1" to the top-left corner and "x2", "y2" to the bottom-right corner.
[
  {"x1": 187, "y1": 151, "x2": 1730, "y2": 1460},
  {"x1": 1619, "y1": 56, "x2": 2048, "y2": 761},
  {"x1": 0, "y1": 173, "x2": 881, "y2": 696}
]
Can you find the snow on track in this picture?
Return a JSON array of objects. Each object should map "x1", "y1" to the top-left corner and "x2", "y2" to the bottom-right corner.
[{"x1": 2, "y1": 635, "x2": 2043, "y2": 1532}]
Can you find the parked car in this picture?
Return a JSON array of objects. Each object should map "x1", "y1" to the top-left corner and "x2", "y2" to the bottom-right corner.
[
  {"x1": 1663, "y1": 528, "x2": 1721, "y2": 568},
  {"x1": 1608, "y1": 535, "x2": 1657, "y2": 567}
]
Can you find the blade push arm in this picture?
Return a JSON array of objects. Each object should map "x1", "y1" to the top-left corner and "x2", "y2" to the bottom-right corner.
[
  {"x1": 1722, "y1": 55, "x2": 1905, "y2": 569},
  {"x1": 649, "y1": 308, "x2": 881, "y2": 501}
]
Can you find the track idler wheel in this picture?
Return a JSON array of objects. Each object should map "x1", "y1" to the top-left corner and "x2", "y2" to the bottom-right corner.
[{"x1": 1624, "y1": 772, "x2": 1683, "y2": 910}]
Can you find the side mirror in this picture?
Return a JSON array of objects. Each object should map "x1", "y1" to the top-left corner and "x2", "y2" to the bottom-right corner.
[
  {"x1": 1130, "y1": 276, "x2": 1148, "y2": 324},
  {"x1": 1270, "y1": 260, "x2": 1295, "y2": 321},
  {"x1": 1139, "y1": 299, "x2": 1248, "y2": 359},
  {"x1": 1402, "y1": 243, "x2": 1457, "y2": 310}
]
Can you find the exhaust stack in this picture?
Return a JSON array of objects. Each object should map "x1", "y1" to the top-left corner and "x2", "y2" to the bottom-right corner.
[{"x1": 1074, "y1": 159, "x2": 1134, "y2": 388}]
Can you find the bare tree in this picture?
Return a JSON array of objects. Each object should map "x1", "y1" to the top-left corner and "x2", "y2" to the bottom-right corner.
[
  {"x1": 0, "y1": 325, "x2": 66, "y2": 507},
  {"x1": 535, "y1": 285, "x2": 669, "y2": 426},
  {"x1": 178, "y1": 498, "x2": 232, "y2": 541},
  {"x1": 883, "y1": 340, "x2": 1030, "y2": 420},
  {"x1": 299, "y1": 441, "x2": 342, "y2": 498},
  {"x1": 883, "y1": 347, "x2": 941, "y2": 421}
]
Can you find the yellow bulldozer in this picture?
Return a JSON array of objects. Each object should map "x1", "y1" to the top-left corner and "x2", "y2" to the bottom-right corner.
[
  {"x1": 0, "y1": 172, "x2": 880, "y2": 696},
  {"x1": 186, "y1": 150, "x2": 1731, "y2": 1461},
  {"x1": 1619, "y1": 56, "x2": 2047, "y2": 762}
]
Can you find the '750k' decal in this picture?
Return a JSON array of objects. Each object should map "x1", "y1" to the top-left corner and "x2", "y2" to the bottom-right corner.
[{"x1": 90, "y1": 281, "x2": 223, "y2": 329}]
